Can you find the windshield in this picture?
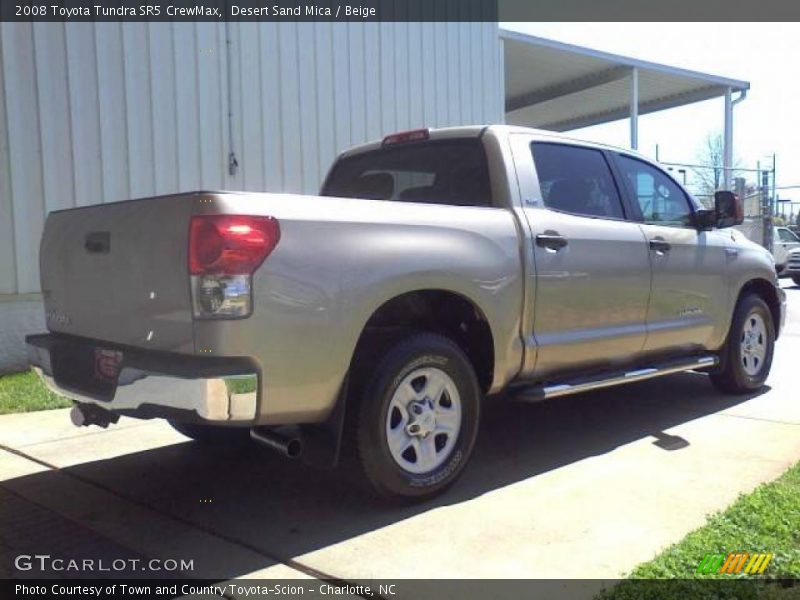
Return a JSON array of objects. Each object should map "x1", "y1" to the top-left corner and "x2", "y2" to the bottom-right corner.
[{"x1": 321, "y1": 139, "x2": 492, "y2": 207}]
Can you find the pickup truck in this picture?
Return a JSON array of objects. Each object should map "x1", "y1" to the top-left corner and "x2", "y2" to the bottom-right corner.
[{"x1": 27, "y1": 126, "x2": 786, "y2": 500}]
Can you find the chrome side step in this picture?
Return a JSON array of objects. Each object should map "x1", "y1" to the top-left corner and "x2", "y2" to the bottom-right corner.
[{"x1": 512, "y1": 355, "x2": 718, "y2": 403}]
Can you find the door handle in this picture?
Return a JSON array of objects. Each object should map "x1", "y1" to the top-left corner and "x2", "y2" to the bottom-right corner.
[
  {"x1": 536, "y1": 233, "x2": 568, "y2": 250},
  {"x1": 84, "y1": 231, "x2": 111, "y2": 254},
  {"x1": 649, "y1": 238, "x2": 671, "y2": 253}
]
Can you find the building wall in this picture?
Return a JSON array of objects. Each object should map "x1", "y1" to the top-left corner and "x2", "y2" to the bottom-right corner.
[{"x1": 0, "y1": 21, "x2": 503, "y2": 371}]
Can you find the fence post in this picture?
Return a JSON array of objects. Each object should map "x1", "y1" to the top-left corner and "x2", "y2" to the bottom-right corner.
[{"x1": 762, "y1": 170, "x2": 773, "y2": 253}]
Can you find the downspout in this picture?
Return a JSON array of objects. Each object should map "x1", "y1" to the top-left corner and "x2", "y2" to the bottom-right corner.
[
  {"x1": 723, "y1": 89, "x2": 747, "y2": 190},
  {"x1": 225, "y1": 17, "x2": 238, "y2": 176}
]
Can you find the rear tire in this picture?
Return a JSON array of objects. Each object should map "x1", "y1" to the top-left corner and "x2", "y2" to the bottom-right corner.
[
  {"x1": 353, "y1": 333, "x2": 481, "y2": 501},
  {"x1": 169, "y1": 420, "x2": 251, "y2": 445},
  {"x1": 710, "y1": 293, "x2": 775, "y2": 394}
]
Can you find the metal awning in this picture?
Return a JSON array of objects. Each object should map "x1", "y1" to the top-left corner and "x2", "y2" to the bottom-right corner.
[{"x1": 500, "y1": 28, "x2": 750, "y2": 189}]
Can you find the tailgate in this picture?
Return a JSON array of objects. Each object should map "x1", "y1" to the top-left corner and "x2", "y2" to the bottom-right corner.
[{"x1": 40, "y1": 194, "x2": 196, "y2": 353}]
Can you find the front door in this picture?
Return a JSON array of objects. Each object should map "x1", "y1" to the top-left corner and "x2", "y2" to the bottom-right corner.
[
  {"x1": 612, "y1": 153, "x2": 729, "y2": 353},
  {"x1": 512, "y1": 138, "x2": 652, "y2": 379}
]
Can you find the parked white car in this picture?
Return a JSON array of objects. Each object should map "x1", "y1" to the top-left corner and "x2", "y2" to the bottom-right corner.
[{"x1": 774, "y1": 226, "x2": 800, "y2": 273}]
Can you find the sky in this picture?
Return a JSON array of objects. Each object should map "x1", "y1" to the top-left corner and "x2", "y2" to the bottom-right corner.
[{"x1": 500, "y1": 22, "x2": 800, "y2": 213}]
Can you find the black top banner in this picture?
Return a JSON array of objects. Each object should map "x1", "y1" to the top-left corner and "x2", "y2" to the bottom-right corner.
[{"x1": 3, "y1": 0, "x2": 800, "y2": 22}]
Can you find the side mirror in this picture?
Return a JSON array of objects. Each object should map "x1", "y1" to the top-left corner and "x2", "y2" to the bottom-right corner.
[
  {"x1": 714, "y1": 191, "x2": 744, "y2": 228},
  {"x1": 694, "y1": 208, "x2": 717, "y2": 230}
]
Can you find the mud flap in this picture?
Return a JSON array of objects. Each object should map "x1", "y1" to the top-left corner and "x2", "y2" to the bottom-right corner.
[{"x1": 297, "y1": 375, "x2": 349, "y2": 469}]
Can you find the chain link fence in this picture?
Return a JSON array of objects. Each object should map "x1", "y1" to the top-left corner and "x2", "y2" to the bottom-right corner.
[
  {"x1": 661, "y1": 161, "x2": 771, "y2": 249},
  {"x1": 734, "y1": 191, "x2": 765, "y2": 246}
]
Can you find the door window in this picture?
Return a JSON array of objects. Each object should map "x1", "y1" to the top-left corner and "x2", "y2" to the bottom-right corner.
[
  {"x1": 778, "y1": 228, "x2": 799, "y2": 242},
  {"x1": 616, "y1": 155, "x2": 694, "y2": 227},
  {"x1": 531, "y1": 143, "x2": 625, "y2": 220}
]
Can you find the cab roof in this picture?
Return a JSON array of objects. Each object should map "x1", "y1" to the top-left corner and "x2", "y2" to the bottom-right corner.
[{"x1": 337, "y1": 124, "x2": 650, "y2": 162}]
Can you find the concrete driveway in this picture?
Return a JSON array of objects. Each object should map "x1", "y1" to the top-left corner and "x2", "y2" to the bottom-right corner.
[{"x1": 2, "y1": 280, "x2": 799, "y2": 586}]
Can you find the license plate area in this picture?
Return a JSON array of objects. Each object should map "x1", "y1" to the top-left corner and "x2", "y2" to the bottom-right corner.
[{"x1": 51, "y1": 342, "x2": 123, "y2": 401}]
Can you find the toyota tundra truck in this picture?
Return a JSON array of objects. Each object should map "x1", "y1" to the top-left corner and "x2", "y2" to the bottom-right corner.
[{"x1": 27, "y1": 126, "x2": 786, "y2": 500}]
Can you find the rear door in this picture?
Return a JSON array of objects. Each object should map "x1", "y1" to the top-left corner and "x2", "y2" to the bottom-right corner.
[
  {"x1": 511, "y1": 137, "x2": 652, "y2": 378},
  {"x1": 611, "y1": 153, "x2": 729, "y2": 353}
]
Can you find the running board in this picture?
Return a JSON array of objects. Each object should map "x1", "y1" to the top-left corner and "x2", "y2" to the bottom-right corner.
[{"x1": 511, "y1": 355, "x2": 718, "y2": 403}]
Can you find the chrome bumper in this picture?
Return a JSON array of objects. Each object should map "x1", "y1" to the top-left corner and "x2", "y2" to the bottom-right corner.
[{"x1": 27, "y1": 334, "x2": 258, "y2": 423}]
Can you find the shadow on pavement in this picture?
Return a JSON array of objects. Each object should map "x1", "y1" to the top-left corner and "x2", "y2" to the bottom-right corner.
[{"x1": 1, "y1": 372, "x2": 767, "y2": 578}]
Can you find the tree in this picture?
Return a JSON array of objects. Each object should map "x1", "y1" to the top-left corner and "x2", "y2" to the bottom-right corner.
[{"x1": 692, "y1": 133, "x2": 742, "y2": 201}]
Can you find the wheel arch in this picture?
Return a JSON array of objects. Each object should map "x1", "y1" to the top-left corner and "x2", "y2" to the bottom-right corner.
[
  {"x1": 736, "y1": 278, "x2": 782, "y2": 339},
  {"x1": 350, "y1": 289, "x2": 496, "y2": 394}
]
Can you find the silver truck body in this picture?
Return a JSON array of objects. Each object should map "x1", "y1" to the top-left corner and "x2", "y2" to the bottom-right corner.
[{"x1": 28, "y1": 126, "x2": 786, "y2": 432}]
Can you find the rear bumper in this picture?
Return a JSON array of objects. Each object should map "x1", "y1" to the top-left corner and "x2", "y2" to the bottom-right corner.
[{"x1": 26, "y1": 333, "x2": 259, "y2": 424}]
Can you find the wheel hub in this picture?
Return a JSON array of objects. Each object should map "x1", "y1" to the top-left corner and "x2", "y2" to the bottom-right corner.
[
  {"x1": 740, "y1": 312, "x2": 767, "y2": 376},
  {"x1": 406, "y1": 400, "x2": 436, "y2": 438},
  {"x1": 743, "y1": 331, "x2": 754, "y2": 354}
]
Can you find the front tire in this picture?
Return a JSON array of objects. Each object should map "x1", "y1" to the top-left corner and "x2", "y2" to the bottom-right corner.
[
  {"x1": 354, "y1": 333, "x2": 481, "y2": 500},
  {"x1": 710, "y1": 293, "x2": 775, "y2": 394}
]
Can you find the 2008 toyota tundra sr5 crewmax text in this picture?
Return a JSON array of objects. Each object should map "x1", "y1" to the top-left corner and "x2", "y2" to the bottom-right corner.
[{"x1": 27, "y1": 126, "x2": 786, "y2": 500}]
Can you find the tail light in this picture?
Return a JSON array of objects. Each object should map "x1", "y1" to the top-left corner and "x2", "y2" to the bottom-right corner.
[
  {"x1": 382, "y1": 128, "x2": 429, "y2": 146},
  {"x1": 189, "y1": 215, "x2": 280, "y2": 319}
]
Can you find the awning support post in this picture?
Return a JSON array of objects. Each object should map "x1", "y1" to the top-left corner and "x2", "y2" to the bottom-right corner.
[
  {"x1": 723, "y1": 87, "x2": 733, "y2": 190},
  {"x1": 629, "y1": 67, "x2": 638, "y2": 150}
]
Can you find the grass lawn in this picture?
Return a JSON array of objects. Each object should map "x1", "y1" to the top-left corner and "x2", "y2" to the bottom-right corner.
[
  {"x1": 599, "y1": 462, "x2": 800, "y2": 599},
  {"x1": 0, "y1": 369, "x2": 72, "y2": 415}
]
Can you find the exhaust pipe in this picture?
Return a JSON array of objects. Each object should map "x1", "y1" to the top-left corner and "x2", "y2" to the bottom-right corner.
[
  {"x1": 70, "y1": 403, "x2": 119, "y2": 429},
  {"x1": 250, "y1": 427, "x2": 303, "y2": 459}
]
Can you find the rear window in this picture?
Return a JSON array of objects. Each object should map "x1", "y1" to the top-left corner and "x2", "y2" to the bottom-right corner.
[{"x1": 321, "y1": 139, "x2": 492, "y2": 207}]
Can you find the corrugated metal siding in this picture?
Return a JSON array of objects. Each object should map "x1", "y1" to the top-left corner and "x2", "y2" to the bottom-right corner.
[{"x1": 0, "y1": 21, "x2": 502, "y2": 295}]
